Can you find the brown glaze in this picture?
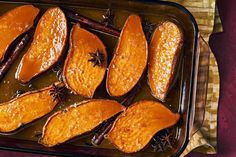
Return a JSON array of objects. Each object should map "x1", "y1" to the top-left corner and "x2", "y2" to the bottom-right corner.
[
  {"x1": 106, "y1": 15, "x2": 148, "y2": 97},
  {"x1": 0, "y1": 5, "x2": 39, "y2": 62},
  {"x1": 39, "y1": 99, "x2": 125, "y2": 147},
  {"x1": 0, "y1": 84, "x2": 59, "y2": 133},
  {"x1": 0, "y1": 1, "x2": 199, "y2": 156},
  {"x1": 106, "y1": 100, "x2": 180, "y2": 153},
  {"x1": 63, "y1": 8, "x2": 120, "y2": 37},
  {"x1": 16, "y1": 7, "x2": 67, "y2": 83},
  {"x1": 63, "y1": 24, "x2": 107, "y2": 98},
  {"x1": 0, "y1": 33, "x2": 31, "y2": 82},
  {"x1": 148, "y1": 21, "x2": 183, "y2": 101}
]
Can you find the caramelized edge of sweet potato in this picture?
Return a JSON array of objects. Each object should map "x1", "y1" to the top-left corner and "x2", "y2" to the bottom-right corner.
[
  {"x1": 39, "y1": 99, "x2": 125, "y2": 147},
  {"x1": 148, "y1": 21, "x2": 183, "y2": 102},
  {"x1": 15, "y1": 7, "x2": 68, "y2": 83},
  {"x1": 63, "y1": 24, "x2": 107, "y2": 98},
  {"x1": 106, "y1": 14, "x2": 148, "y2": 97},
  {"x1": 0, "y1": 5, "x2": 40, "y2": 62},
  {"x1": 106, "y1": 100, "x2": 180, "y2": 153},
  {"x1": 0, "y1": 83, "x2": 59, "y2": 134}
]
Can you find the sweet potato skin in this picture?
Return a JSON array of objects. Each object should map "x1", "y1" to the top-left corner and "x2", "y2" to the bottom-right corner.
[
  {"x1": 106, "y1": 15, "x2": 148, "y2": 97},
  {"x1": 107, "y1": 100, "x2": 180, "y2": 153},
  {"x1": 148, "y1": 21, "x2": 183, "y2": 101},
  {"x1": 39, "y1": 99, "x2": 125, "y2": 147},
  {"x1": 0, "y1": 85, "x2": 58, "y2": 133},
  {"x1": 63, "y1": 24, "x2": 107, "y2": 98},
  {"x1": 0, "y1": 5, "x2": 39, "y2": 62},
  {"x1": 16, "y1": 7, "x2": 67, "y2": 83}
]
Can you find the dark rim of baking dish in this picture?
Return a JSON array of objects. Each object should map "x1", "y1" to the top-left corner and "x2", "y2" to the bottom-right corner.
[{"x1": 0, "y1": 0, "x2": 199, "y2": 156}]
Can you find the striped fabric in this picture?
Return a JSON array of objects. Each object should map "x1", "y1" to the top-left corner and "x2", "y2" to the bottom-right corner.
[{"x1": 163, "y1": 0, "x2": 221, "y2": 156}]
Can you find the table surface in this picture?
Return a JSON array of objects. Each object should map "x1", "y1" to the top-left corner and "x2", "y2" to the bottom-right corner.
[
  {"x1": 0, "y1": 0, "x2": 235, "y2": 156},
  {"x1": 190, "y1": 0, "x2": 236, "y2": 156}
]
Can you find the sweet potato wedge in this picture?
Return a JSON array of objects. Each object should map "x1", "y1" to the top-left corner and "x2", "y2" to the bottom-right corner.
[
  {"x1": 106, "y1": 15, "x2": 148, "y2": 97},
  {"x1": 16, "y1": 7, "x2": 67, "y2": 83},
  {"x1": 148, "y1": 21, "x2": 183, "y2": 101},
  {"x1": 63, "y1": 24, "x2": 107, "y2": 98},
  {"x1": 106, "y1": 100, "x2": 180, "y2": 153},
  {"x1": 39, "y1": 99, "x2": 125, "y2": 147},
  {"x1": 0, "y1": 5, "x2": 39, "y2": 62},
  {"x1": 0, "y1": 84, "x2": 59, "y2": 133}
]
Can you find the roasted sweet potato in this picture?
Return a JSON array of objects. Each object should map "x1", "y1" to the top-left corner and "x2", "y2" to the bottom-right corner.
[
  {"x1": 63, "y1": 24, "x2": 107, "y2": 98},
  {"x1": 0, "y1": 84, "x2": 60, "y2": 133},
  {"x1": 106, "y1": 100, "x2": 180, "y2": 153},
  {"x1": 39, "y1": 99, "x2": 125, "y2": 147},
  {"x1": 0, "y1": 5, "x2": 39, "y2": 62},
  {"x1": 148, "y1": 21, "x2": 183, "y2": 101},
  {"x1": 106, "y1": 15, "x2": 148, "y2": 97},
  {"x1": 16, "y1": 7, "x2": 67, "y2": 83}
]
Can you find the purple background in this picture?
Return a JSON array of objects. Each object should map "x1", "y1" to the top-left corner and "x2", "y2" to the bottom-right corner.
[
  {"x1": 188, "y1": 0, "x2": 236, "y2": 156},
  {"x1": 0, "y1": 0, "x2": 235, "y2": 156}
]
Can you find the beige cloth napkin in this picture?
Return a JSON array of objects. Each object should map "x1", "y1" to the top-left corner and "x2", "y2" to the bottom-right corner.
[{"x1": 162, "y1": 0, "x2": 222, "y2": 156}]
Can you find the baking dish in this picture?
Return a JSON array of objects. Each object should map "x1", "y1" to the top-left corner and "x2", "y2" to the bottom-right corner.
[{"x1": 0, "y1": 0, "x2": 199, "y2": 156}]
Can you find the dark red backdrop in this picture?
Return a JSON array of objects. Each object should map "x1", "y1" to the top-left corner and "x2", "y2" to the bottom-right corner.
[
  {"x1": 188, "y1": 0, "x2": 236, "y2": 156},
  {"x1": 0, "y1": 0, "x2": 235, "y2": 156}
]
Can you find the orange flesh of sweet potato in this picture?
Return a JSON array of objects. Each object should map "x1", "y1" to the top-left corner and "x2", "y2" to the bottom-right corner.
[
  {"x1": 39, "y1": 99, "x2": 125, "y2": 147},
  {"x1": 63, "y1": 24, "x2": 107, "y2": 98},
  {"x1": 107, "y1": 100, "x2": 180, "y2": 153},
  {"x1": 0, "y1": 85, "x2": 58, "y2": 133},
  {"x1": 148, "y1": 21, "x2": 183, "y2": 101},
  {"x1": 0, "y1": 5, "x2": 39, "y2": 61},
  {"x1": 106, "y1": 15, "x2": 148, "y2": 97},
  {"x1": 16, "y1": 7, "x2": 67, "y2": 83}
]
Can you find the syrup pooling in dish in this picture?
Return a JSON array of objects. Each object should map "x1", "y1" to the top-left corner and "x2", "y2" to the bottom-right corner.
[
  {"x1": 16, "y1": 7, "x2": 67, "y2": 83},
  {"x1": 0, "y1": 5, "x2": 39, "y2": 62},
  {"x1": 0, "y1": 84, "x2": 60, "y2": 133},
  {"x1": 107, "y1": 100, "x2": 180, "y2": 153},
  {"x1": 39, "y1": 99, "x2": 125, "y2": 147}
]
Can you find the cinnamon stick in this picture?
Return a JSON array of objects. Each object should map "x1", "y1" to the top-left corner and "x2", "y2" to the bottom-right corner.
[
  {"x1": 62, "y1": 9, "x2": 154, "y2": 145},
  {"x1": 91, "y1": 75, "x2": 144, "y2": 146},
  {"x1": 0, "y1": 33, "x2": 31, "y2": 82},
  {"x1": 62, "y1": 8, "x2": 120, "y2": 37},
  {"x1": 63, "y1": 8, "x2": 156, "y2": 41}
]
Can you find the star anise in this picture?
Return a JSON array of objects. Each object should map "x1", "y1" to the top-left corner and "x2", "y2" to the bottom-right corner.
[
  {"x1": 142, "y1": 19, "x2": 156, "y2": 43},
  {"x1": 50, "y1": 83, "x2": 66, "y2": 102},
  {"x1": 151, "y1": 129, "x2": 175, "y2": 152},
  {"x1": 88, "y1": 49, "x2": 105, "y2": 67},
  {"x1": 151, "y1": 136, "x2": 164, "y2": 152},
  {"x1": 160, "y1": 131, "x2": 174, "y2": 149},
  {"x1": 101, "y1": 8, "x2": 115, "y2": 27}
]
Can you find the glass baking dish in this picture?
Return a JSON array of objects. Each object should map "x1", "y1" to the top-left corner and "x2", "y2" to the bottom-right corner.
[{"x1": 0, "y1": 0, "x2": 199, "y2": 156}]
